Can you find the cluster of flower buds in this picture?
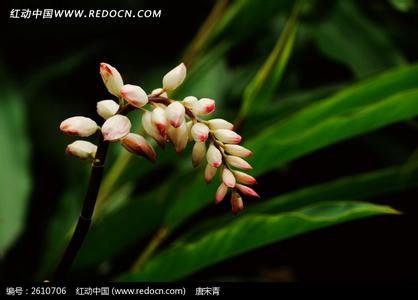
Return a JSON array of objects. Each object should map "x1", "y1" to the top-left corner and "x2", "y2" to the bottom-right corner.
[{"x1": 60, "y1": 62, "x2": 258, "y2": 213}]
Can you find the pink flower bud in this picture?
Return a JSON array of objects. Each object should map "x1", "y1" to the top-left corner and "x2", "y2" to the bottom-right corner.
[
  {"x1": 100, "y1": 63, "x2": 124, "y2": 97},
  {"x1": 65, "y1": 140, "x2": 97, "y2": 160},
  {"x1": 168, "y1": 121, "x2": 188, "y2": 153},
  {"x1": 231, "y1": 191, "x2": 244, "y2": 214},
  {"x1": 234, "y1": 171, "x2": 257, "y2": 185},
  {"x1": 192, "y1": 98, "x2": 215, "y2": 115},
  {"x1": 121, "y1": 84, "x2": 149, "y2": 108},
  {"x1": 182, "y1": 96, "x2": 198, "y2": 108},
  {"x1": 166, "y1": 101, "x2": 185, "y2": 128},
  {"x1": 207, "y1": 118, "x2": 234, "y2": 130},
  {"x1": 60, "y1": 116, "x2": 98, "y2": 137},
  {"x1": 224, "y1": 144, "x2": 252, "y2": 157},
  {"x1": 191, "y1": 123, "x2": 209, "y2": 142},
  {"x1": 236, "y1": 184, "x2": 260, "y2": 198},
  {"x1": 151, "y1": 107, "x2": 168, "y2": 138},
  {"x1": 192, "y1": 141, "x2": 206, "y2": 167},
  {"x1": 222, "y1": 168, "x2": 236, "y2": 188},
  {"x1": 215, "y1": 183, "x2": 228, "y2": 204},
  {"x1": 207, "y1": 144, "x2": 222, "y2": 168},
  {"x1": 97, "y1": 100, "x2": 119, "y2": 119},
  {"x1": 101, "y1": 114, "x2": 131, "y2": 142},
  {"x1": 225, "y1": 155, "x2": 252, "y2": 170},
  {"x1": 213, "y1": 129, "x2": 241, "y2": 144},
  {"x1": 204, "y1": 163, "x2": 217, "y2": 183},
  {"x1": 162, "y1": 63, "x2": 187, "y2": 91},
  {"x1": 121, "y1": 133, "x2": 157, "y2": 162},
  {"x1": 142, "y1": 111, "x2": 166, "y2": 148},
  {"x1": 151, "y1": 88, "x2": 168, "y2": 98}
]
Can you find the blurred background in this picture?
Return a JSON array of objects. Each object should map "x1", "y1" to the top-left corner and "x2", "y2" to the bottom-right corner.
[{"x1": 1, "y1": 0, "x2": 418, "y2": 281}]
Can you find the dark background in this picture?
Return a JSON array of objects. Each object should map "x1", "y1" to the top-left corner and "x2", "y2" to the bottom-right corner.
[{"x1": 1, "y1": 0, "x2": 417, "y2": 281}]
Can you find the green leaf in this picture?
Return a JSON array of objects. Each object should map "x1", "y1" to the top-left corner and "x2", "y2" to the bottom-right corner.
[
  {"x1": 178, "y1": 161, "x2": 418, "y2": 242},
  {"x1": 240, "y1": 2, "x2": 300, "y2": 117},
  {"x1": 389, "y1": 0, "x2": 415, "y2": 12},
  {"x1": 118, "y1": 201, "x2": 398, "y2": 281},
  {"x1": 313, "y1": 0, "x2": 405, "y2": 77},
  {"x1": 247, "y1": 88, "x2": 418, "y2": 175},
  {"x1": 0, "y1": 76, "x2": 31, "y2": 257}
]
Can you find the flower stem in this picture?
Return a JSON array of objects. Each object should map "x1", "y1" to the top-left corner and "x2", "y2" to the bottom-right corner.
[{"x1": 52, "y1": 133, "x2": 109, "y2": 280}]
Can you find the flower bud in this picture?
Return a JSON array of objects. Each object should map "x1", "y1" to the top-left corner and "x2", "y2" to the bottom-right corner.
[
  {"x1": 207, "y1": 144, "x2": 222, "y2": 168},
  {"x1": 192, "y1": 98, "x2": 215, "y2": 115},
  {"x1": 166, "y1": 101, "x2": 185, "y2": 128},
  {"x1": 97, "y1": 100, "x2": 120, "y2": 119},
  {"x1": 207, "y1": 118, "x2": 234, "y2": 130},
  {"x1": 65, "y1": 140, "x2": 97, "y2": 160},
  {"x1": 191, "y1": 123, "x2": 209, "y2": 142},
  {"x1": 213, "y1": 129, "x2": 241, "y2": 144},
  {"x1": 151, "y1": 107, "x2": 168, "y2": 138},
  {"x1": 162, "y1": 63, "x2": 187, "y2": 91},
  {"x1": 142, "y1": 110, "x2": 166, "y2": 148},
  {"x1": 101, "y1": 114, "x2": 131, "y2": 142},
  {"x1": 100, "y1": 63, "x2": 124, "y2": 97},
  {"x1": 224, "y1": 144, "x2": 252, "y2": 157},
  {"x1": 60, "y1": 116, "x2": 98, "y2": 137},
  {"x1": 186, "y1": 121, "x2": 194, "y2": 142},
  {"x1": 182, "y1": 96, "x2": 198, "y2": 108},
  {"x1": 222, "y1": 168, "x2": 236, "y2": 188},
  {"x1": 151, "y1": 88, "x2": 168, "y2": 98},
  {"x1": 231, "y1": 191, "x2": 244, "y2": 215},
  {"x1": 236, "y1": 184, "x2": 260, "y2": 198},
  {"x1": 168, "y1": 121, "x2": 188, "y2": 153},
  {"x1": 121, "y1": 133, "x2": 157, "y2": 162},
  {"x1": 234, "y1": 171, "x2": 257, "y2": 185},
  {"x1": 204, "y1": 164, "x2": 217, "y2": 183},
  {"x1": 225, "y1": 155, "x2": 252, "y2": 170},
  {"x1": 192, "y1": 141, "x2": 206, "y2": 167},
  {"x1": 121, "y1": 84, "x2": 149, "y2": 108},
  {"x1": 215, "y1": 183, "x2": 228, "y2": 204}
]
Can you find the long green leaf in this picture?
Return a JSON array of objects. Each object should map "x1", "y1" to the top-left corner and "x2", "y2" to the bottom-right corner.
[
  {"x1": 0, "y1": 74, "x2": 31, "y2": 257},
  {"x1": 119, "y1": 201, "x2": 398, "y2": 281},
  {"x1": 247, "y1": 88, "x2": 418, "y2": 175},
  {"x1": 240, "y1": 2, "x2": 300, "y2": 117}
]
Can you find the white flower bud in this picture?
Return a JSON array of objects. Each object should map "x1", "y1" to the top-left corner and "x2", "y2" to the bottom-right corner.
[
  {"x1": 223, "y1": 144, "x2": 252, "y2": 157},
  {"x1": 142, "y1": 110, "x2": 166, "y2": 148},
  {"x1": 207, "y1": 118, "x2": 234, "y2": 130},
  {"x1": 192, "y1": 98, "x2": 215, "y2": 115},
  {"x1": 97, "y1": 100, "x2": 119, "y2": 119},
  {"x1": 204, "y1": 163, "x2": 217, "y2": 183},
  {"x1": 166, "y1": 101, "x2": 185, "y2": 128},
  {"x1": 101, "y1": 114, "x2": 131, "y2": 142},
  {"x1": 60, "y1": 116, "x2": 98, "y2": 137},
  {"x1": 192, "y1": 141, "x2": 206, "y2": 167},
  {"x1": 225, "y1": 155, "x2": 252, "y2": 170},
  {"x1": 151, "y1": 88, "x2": 168, "y2": 98},
  {"x1": 191, "y1": 123, "x2": 209, "y2": 142},
  {"x1": 121, "y1": 84, "x2": 149, "y2": 108},
  {"x1": 222, "y1": 168, "x2": 236, "y2": 188},
  {"x1": 213, "y1": 129, "x2": 241, "y2": 144},
  {"x1": 121, "y1": 133, "x2": 157, "y2": 162},
  {"x1": 151, "y1": 107, "x2": 168, "y2": 138},
  {"x1": 162, "y1": 63, "x2": 187, "y2": 91},
  {"x1": 182, "y1": 96, "x2": 198, "y2": 108},
  {"x1": 65, "y1": 140, "x2": 97, "y2": 160},
  {"x1": 206, "y1": 144, "x2": 222, "y2": 168},
  {"x1": 168, "y1": 121, "x2": 188, "y2": 153},
  {"x1": 215, "y1": 183, "x2": 228, "y2": 204},
  {"x1": 231, "y1": 191, "x2": 244, "y2": 215},
  {"x1": 234, "y1": 171, "x2": 257, "y2": 185},
  {"x1": 236, "y1": 184, "x2": 260, "y2": 198},
  {"x1": 100, "y1": 63, "x2": 124, "y2": 97}
]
